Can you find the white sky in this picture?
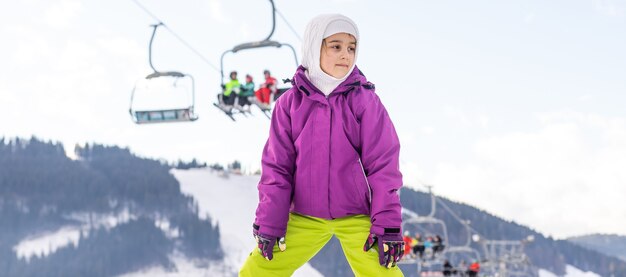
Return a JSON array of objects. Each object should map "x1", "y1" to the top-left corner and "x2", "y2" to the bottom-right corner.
[{"x1": 1, "y1": 0, "x2": 625, "y2": 239}]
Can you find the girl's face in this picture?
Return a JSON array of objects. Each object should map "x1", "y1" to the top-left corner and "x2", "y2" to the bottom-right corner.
[{"x1": 320, "y1": 33, "x2": 356, "y2": 78}]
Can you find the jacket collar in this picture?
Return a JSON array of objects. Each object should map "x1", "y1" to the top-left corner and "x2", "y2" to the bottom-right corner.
[{"x1": 292, "y1": 65, "x2": 369, "y2": 103}]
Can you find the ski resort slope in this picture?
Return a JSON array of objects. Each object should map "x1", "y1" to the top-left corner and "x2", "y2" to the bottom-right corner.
[
  {"x1": 9, "y1": 166, "x2": 602, "y2": 276},
  {"x1": 539, "y1": 265, "x2": 601, "y2": 277},
  {"x1": 172, "y1": 168, "x2": 323, "y2": 277},
  {"x1": 171, "y1": 168, "x2": 602, "y2": 277}
]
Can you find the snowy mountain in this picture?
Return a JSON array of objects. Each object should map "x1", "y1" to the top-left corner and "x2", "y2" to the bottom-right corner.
[
  {"x1": 568, "y1": 234, "x2": 626, "y2": 262},
  {"x1": 166, "y1": 168, "x2": 601, "y2": 277},
  {"x1": 125, "y1": 168, "x2": 322, "y2": 276},
  {"x1": 0, "y1": 138, "x2": 621, "y2": 276},
  {"x1": 1, "y1": 140, "x2": 222, "y2": 276},
  {"x1": 538, "y1": 266, "x2": 601, "y2": 277}
]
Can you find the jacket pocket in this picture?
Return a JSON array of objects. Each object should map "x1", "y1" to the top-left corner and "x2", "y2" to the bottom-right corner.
[{"x1": 353, "y1": 159, "x2": 372, "y2": 207}]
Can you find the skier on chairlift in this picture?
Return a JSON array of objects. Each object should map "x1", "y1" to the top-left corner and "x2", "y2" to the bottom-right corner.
[
  {"x1": 403, "y1": 231, "x2": 414, "y2": 260},
  {"x1": 220, "y1": 71, "x2": 240, "y2": 107},
  {"x1": 255, "y1": 69, "x2": 277, "y2": 108},
  {"x1": 238, "y1": 74, "x2": 255, "y2": 112},
  {"x1": 413, "y1": 232, "x2": 425, "y2": 259}
]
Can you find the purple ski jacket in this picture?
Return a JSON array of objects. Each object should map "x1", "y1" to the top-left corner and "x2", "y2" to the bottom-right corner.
[{"x1": 254, "y1": 65, "x2": 403, "y2": 237}]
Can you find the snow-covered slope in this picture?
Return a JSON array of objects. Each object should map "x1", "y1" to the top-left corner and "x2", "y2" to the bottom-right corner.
[
  {"x1": 171, "y1": 168, "x2": 603, "y2": 277},
  {"x1": 10, "y1": 167, "x2": 602, "y2": 277},
  {"x1": 172, "y1": 168, "x2": 323, "y2": 277},
  {"x1": 539, "y1": 265, "x2": 602, "y2": 277},
  {"x1": 13, "y1": 210, "x2": 135, "y2": 262},
  {"x1": 568, "y1": 234, "x2": 626, "y2": 262}
]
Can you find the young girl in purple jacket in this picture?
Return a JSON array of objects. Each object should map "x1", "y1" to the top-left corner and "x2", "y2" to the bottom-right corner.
[{"x1": 240, "y1": 14, "x2": 405, "y2": 276}]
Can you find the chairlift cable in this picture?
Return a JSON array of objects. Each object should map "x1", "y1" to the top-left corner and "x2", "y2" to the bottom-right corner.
[
  {"x1": 435, "y1": 197, "x2": 483, "y2": 238},
  {"x1": 130, "y1": 0, "x2": 161, "y2": 23},
  {"x1": 130, "y1": 0, "x2": 220, "y2": 73},
  {"x1": 163, "y1": 25, "x2": 221, "y2": 73},
  {"x1": 276, "y1": 9, "x2": 302, "y2": 42},
  {"x1": 413, "y1": 177, "x2": 485, "y2": 238}
]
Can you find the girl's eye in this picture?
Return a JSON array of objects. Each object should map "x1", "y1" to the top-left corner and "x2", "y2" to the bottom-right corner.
[{"x1": 348, "y1": 47, "x2": 356, "y2": 52}]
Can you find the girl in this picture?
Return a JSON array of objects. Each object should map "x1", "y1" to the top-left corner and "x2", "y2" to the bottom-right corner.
[{"x1": 240, "y1": 14, "x2": 405, "y2": 276}]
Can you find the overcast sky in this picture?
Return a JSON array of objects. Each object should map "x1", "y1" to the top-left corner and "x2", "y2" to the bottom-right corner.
[{"x1": 1, "y1": 0, "x2": 625, "y2": 239}]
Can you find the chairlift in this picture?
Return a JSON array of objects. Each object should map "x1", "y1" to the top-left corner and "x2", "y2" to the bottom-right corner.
[
  {"x1": 400, "y1": 213, "x2": 450, "y2": 262},
  {"x1": 473, "y1": 236, "x2": 539, "y2": 277},
  {"x1": 398, "y1": 187, "x2": 449, "y2": 268},
  {"x1": 130, "y1": 23, "x2": 198, "y2": 124},
  {"x1": 440, "y1": 218, "x2": 482, "y2": 269},
  {"x1": 444, "y1": 246, "x2": 482, "y2": 266},
  {"x1": 213, "y1": 0, "x2": 297, "y2": 121}
]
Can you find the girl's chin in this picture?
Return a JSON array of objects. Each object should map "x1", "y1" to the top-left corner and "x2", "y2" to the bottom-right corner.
[{"x1": 331, "y1": 70, "x2": 349, "y2": 78}]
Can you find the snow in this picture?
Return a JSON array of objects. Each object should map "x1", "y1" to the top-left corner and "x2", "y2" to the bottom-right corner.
[
  {"x1": 539, "y1": 269, "x2": 559, "y2": 277},
  {"x1": 155, "y1": 218, "x2": 180, "y2": 239},
  {"x1": 564, "y1": 265, "x2": 602, "y2": 277},
  {"x1": 13, "y1": 209, "x2": 136, "y2": 262},
  {"x1": 538, "y1": 265, "x2": 602, "y2": 277},
  {"x1": 11, "y1": 168, "x2": 605, "y2": 277},
  {"x1": 13, "y1": 226, "x2": 81, "y2": 262},
  {"x1": 118, "y1": 254, "x2": 232, "y2": 277},
  {"x1": 171, "y1": 168, "x2": 323, "y2": 277},
  {"x1": 12, "y1": 169, "x2": 321, "y2": 275}
]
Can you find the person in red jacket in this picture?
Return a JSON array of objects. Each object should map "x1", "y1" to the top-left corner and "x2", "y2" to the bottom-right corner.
[
  {"x1": 254, "y1": 69, "x2": 277, "y2": 107},
  {"x1": 402, "y1": 231, "x2": 413, "y2": 259},
  {"x1": 468, "y1": 260, "x2": 480, "y2": 277}
]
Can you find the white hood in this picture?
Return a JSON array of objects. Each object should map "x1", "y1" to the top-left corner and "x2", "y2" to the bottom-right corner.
[{"x1": 301, "y1": 14, "x2": 359, "y2": 95}]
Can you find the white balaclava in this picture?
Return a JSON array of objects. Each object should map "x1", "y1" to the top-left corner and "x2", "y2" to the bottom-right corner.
[{"x1": 301, "y1": 14, "x2": 359, "y2": 95}]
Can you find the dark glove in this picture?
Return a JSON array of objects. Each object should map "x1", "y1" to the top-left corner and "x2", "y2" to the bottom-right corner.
[
  {"x1": 253, "y1": 224, "x2": 286, "y2": 261},
  {"x1": 363, "y1": 231, "x2": 405, "y2": 268}
]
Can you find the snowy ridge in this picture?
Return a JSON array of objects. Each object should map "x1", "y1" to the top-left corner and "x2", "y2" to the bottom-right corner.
[
  {"x1": 170, "y1": 168, "x2": 601, "y2": 277},
  {"x1": 9, "y1": 167, "x2": 603, "y2": 276},
  {"x1": 169, "y1": 168, "x2": 322, "y2": 277},
  {"x1": 13, "y1": 226, "x2": 81, "y2": 262},
  {"x1": 13, "y1": 209, "x2": 136, "y2": 262},
  {"x1": 118, "y1": 254, "x2": 232, "y2": 277},
  {"x1": 10, "y1": 168, "x2": 321, "y2": 276},
  {"x1": 538, "y1": 265, "x2": 601, "y2": 277}
]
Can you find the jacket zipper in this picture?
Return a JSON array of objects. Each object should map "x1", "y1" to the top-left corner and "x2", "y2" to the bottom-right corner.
[{"x1": 358, "y1": 158, "x2": 372, "y2": 204}]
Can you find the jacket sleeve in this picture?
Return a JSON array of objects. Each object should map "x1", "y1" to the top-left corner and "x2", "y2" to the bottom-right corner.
[
  {"x1": 253, "y1": 97, "x2": 296, "y2": 237},
  {"x1": 358, "y1": 92, "x2": 403, "y2": 236}
]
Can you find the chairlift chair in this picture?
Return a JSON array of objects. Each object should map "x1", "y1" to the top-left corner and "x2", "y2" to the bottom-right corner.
[
  {"x1": 396, "y1": 189, "x2": 449, "y2": 277},
  {"x1": 129, "y1": 23, "x2": 198, "y2": 124},
  {"x1": 442, "y1": 218, "x2": 482, "y2": 270},
  {"x1": 213, "y1": 0, "x2": 297, "y2": 121},
  {"x1": 444, "y1": 246, "x2": 482, "y2": 266},
  {"x1": 130, "y1": 71, "x2": 198, "y2": 124},
  {"x1": 398, "y1": 188, "x2": 450, "y2": 266},
  {"x1": 399, "y1": 215, "x2": 450, "y2": 264}
]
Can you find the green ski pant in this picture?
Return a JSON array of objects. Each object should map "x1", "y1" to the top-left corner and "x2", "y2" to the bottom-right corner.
[{"x1": 239, "y1": 213, "x2": 404, "y2": 277}]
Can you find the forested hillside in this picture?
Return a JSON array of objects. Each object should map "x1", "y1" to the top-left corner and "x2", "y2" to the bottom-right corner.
[{"x1": 0, "y1": 138, "x2": 222, "y2": 277}]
